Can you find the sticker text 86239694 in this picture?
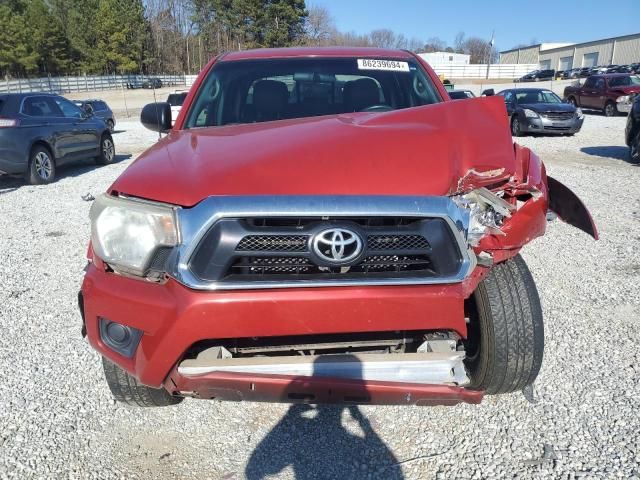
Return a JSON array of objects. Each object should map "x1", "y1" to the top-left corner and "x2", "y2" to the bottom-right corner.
[{"x1": 357, "y1": 59, "x2": 410, "y2": 72}]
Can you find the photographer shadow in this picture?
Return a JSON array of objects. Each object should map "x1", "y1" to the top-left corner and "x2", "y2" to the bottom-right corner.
[{"x1": 245, "y1": 355, "x2": 403, "y2": 480}]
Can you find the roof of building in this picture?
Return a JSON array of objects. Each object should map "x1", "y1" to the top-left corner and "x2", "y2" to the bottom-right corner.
[{"x1": 500, "y1": 32, "x2": 640, "y2": 54}]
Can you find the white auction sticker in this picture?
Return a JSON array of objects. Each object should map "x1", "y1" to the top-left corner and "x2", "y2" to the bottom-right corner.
[{"x1": 357, "y1": 59, "x2": 410, "y2": 72}]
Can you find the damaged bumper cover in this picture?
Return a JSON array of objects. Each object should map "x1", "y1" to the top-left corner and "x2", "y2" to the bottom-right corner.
[{"x1": 165, "y1": 352, "x2": 481, "y2": 406}]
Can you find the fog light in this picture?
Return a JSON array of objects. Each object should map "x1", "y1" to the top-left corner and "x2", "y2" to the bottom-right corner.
[{"x1": 99, "y1": 318, "x2": 142, "y2": 358}]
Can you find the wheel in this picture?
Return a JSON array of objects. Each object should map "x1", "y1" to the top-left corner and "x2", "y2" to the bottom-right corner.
[
  {"x1": 567, "y1": 97, "x2": 577, "y2": 107},
  {"x1": 604, "y1": 101, "x2": 616, "y2": 117},
  {"x1": 511, "y1": 116, "x2": 523, "y2": 137},
  {"x1": 106, "y1": 119, "x2": 115, "y2": 133},
  {"x1": 26, "y1": 145, "x2": 56, "y2": 185},
  {"x1": 464, "y1": 255, "x2": 544, "y2": 394},
  {"x1": 95, "y1": 133, "x2": 115, "y2": 165},
  {"x1": 102, "y1": 356, "x2": 183, "y2": 407},
  {"x1": 630, "y1": 131, "x2": 640, "y2": 164},
  {"x1": 534, "y1": 77, "x2": 540, "y2": 82}
]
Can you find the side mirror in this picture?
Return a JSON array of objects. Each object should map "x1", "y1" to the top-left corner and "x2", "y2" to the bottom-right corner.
[
  {"x1": 141, "y1": 102, "x2": 172, "y2": 133},
  {"x1": 481, "y1": 89, "x2": 495, "y2": 97}
]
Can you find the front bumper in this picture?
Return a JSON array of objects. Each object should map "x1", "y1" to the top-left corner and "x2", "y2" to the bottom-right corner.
[
  {"x1": 81, "y1": 262, "x2": 471, "y2": 390},
  {"x1": 522, "y1": 115, "x2": 584, "y2": 134},
  {"x1": 164, "y1": 370, "x2": 483, "y2": 406},
  {"x1": 616, "y1": 102, "x2": 632, "y2": 114}
]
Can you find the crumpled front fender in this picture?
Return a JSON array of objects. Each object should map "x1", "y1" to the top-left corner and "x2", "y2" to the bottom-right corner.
[{"x1": 547, "y1": 176, "x2": 599, "y2": 240}]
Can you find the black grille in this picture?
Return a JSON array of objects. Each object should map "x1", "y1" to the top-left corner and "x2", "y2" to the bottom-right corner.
[
  {"x1": 189, "y1": 217, "x2": 462, "y2": 284},
  {"x1": 231, "y1": 256, "x2": 312, "y2": 275},
  {"x1": 236, "y1": 235, "x2": 309, "y2": 252},
  {"x1": 542, "y1": 112, "x2": 574, "y2": 121},
  {"x1": 367, "y1": 234, "x2": 429, "y2": 251}
]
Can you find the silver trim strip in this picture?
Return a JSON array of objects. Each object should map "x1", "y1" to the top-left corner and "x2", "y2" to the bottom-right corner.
[
  {"x1": 178, "y1": 352, "x2": 470, "y2": 386},
  {"x1": 169, "y1": 195, "x2": 475, "y2": 290}
]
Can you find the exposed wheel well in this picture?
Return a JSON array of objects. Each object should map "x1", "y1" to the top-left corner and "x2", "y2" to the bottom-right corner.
[{"x1": 30, "y1": 141, "x2": 54, "y2": 163}]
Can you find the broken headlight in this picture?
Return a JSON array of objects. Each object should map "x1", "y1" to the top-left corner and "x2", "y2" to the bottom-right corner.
[
  {"x1": 453, "y1": 188, "x2": 515, "y2": 246},
  {"x1": 90, "y1": 194, "x2": 179, "y2": 277}
]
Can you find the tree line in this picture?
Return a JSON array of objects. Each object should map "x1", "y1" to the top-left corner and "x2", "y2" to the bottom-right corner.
[{"x1": 0, "y1": 0, "x2": 498, "y2": 78}]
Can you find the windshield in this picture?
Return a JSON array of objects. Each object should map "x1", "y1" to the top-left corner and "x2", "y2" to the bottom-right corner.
[
  {"x1": 515, "y1": 90, "x2": 562, "y2": 104},
  {"x1": 609, "y1": 75, "x2": 640, "y2": 87},
  {"x1": 183, "y1": 57, "x2": 442, "y2": 128}
]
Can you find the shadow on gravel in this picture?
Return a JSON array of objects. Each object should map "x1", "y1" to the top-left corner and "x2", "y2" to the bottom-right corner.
[
  {"x1": 0, "y1": 154, "x2": 132, "y2": 194},
  {"x1": 581, "y1": 146, "x2": 637, "y2": 164},
  {"x1": 245, "y1": 357, "x2": 403, "y2": 480}
]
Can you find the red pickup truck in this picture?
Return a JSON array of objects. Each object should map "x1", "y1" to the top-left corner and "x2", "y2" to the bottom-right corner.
[
  {"x1": 79, "y1": 47, "x2": 597, "y2": 408},
  {"x1": 564, "y1": 73, "x2": 640, "y2": 116}
]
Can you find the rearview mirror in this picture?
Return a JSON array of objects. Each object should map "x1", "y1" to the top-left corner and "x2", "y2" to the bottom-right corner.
[
  {"x1": 481, "y1": 89, "x2": 495, "y2": 97},
  {"x1": 141, "y1": 102, "x2": 172, "y2": 133}
]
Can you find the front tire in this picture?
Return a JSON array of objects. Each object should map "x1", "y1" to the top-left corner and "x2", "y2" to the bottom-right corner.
[
  {"x1": 464, "y1": 255, "x2": 544, "y2": 394},
  {"x1": 95, "y1": 133, "x2": 115, "y2": 165},
  {"x1": 26, "y1": 145, "x2": 56, "y2": 185},
  {"x1": 102, "y1": 357, "x2": 183, "y2": 407},
  {"x1": 630, "y1": 131, "x2": 640, "y2": 164},
  {"x1": 511, "y1": 116, "x2": 523, "y2": 137},
  {"x1": 604, "y1": 101, "x2": 616, "y2": 117}
]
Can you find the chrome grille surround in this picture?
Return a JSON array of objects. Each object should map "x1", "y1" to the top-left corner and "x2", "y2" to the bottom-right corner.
[{"x1": 168, "y1": 196, "x2": 475, "y2": 290}]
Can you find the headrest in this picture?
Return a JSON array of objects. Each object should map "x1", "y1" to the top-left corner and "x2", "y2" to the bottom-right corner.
[
  {"x1": 343, "y1": 78, "x2": 380, "y2": 112},
  {"x1": 253, "y1": 80, "x2": 289, "y2": 117}
]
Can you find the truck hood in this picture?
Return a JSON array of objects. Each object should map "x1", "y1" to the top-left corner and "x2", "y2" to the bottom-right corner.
[
  {"x1": 111, "y1": 97, "x2": 516, "y2": 207},
  {"x1": 612, "y1": 86, "x2": 640, "y2": 95}
]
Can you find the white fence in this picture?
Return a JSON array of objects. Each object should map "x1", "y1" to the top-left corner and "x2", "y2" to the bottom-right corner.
[
  {"x1": 0, "y1": 74, "x2": 188, "y2": 94},
  {"x1": 430, "y1": 64, "x2": 538, "y2": 79}
]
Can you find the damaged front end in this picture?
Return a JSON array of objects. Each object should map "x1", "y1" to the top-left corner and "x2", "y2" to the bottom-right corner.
[{"x1": 452, "y1": 142, "x2": 597, "y2": 272}]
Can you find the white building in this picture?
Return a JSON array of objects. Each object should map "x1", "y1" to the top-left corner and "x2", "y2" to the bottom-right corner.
[
  {"x1": 418, "y1": 52, "x2": 470, "y2": 65},
  {"x1": 499, "y1": 33, "x2": 640, "y2": 70}
]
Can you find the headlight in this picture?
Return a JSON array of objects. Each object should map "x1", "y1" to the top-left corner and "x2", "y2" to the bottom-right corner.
[
  {"x1": 576, "y1": 107, "x2": 584, "y2": 119},
  {"x1": 523, "y1": 108, "x2": 538, "y2": 118},
  {"x1": 453, "y1": 188, "x2": 516, "y2": 246},
  {"x1": 90, "y1": 194, "x2": 179, "y2": 277},
  {"x1": 617, "y1": 95, "x2": 630, "y2": 104}
]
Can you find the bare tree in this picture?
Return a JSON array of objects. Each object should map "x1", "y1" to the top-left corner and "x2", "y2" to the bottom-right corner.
[
  {"x1": 304, "y1": 5, "x2": 335, "y2": 46},
  {"x1": 369, "y1": 29, "x2": 396, "y2": 48},
  {"x1": 459, "y1": 36, "x2": 497, "y2": 64},
  {"x1": 453, "y1": 31, "x2": 465, "y2": 53},
  {"x1": 421, "y1": 36, "x2": 446, "y2": 53}
]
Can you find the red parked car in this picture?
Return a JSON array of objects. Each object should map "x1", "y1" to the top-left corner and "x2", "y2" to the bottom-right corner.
[
  {"x1": 79, "y1": 47, "x2": 597, "y2": 408},
  {"x1": 564, "y1": 73, "x2": 640, "y2": 116}
]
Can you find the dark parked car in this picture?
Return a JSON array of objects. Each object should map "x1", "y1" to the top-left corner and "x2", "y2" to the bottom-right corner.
[
  {"x1": 579, "y1": 67, "x2": 592, "y2": 78},
  {"x1": 448, "y1": 89, "x2": 475, "y2": 100},
  {"x1": 625, "y1": 95, "x2": 640, "y2": 163},
  {"x1": 142, "y1": 78, "x2": 163, "y2": 89},
  {"x1": 0, "y1": 93, "x2": 114, "y2": 184},
  {"x1": 517, "y1": 69, "x2": 555, "y2": 82},
  {"x1": 75, "y1": 99, "x2": 115, "y2": 132},
  {"x1": 562, "y1": 68, "x2": 581, "y2": 79},
  {"x1": 497, "y1": 88, "x2": 584, "y2": 136}
]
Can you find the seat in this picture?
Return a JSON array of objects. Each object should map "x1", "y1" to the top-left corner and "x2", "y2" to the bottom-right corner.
[
  {"x1": 252, "y1": 80, "x2": 289, "y2": 122},
  {"x1": 343, "y1": 78, "x2": 381, "y2": 112}
]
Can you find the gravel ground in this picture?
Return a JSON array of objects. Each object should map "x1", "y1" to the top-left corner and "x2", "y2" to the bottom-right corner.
[{"x1": 0, "y1": 113, "x2": 639, "y2": 480}]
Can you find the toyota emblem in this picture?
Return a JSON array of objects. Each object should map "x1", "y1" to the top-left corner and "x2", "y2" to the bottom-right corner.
[{"x1": 312, "y1": 228, "x2": 363, "y2": 264}]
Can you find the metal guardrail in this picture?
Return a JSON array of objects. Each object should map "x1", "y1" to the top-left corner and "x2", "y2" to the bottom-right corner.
[{"x1": 0, "y1": 74, "x2": 188, "y2": 94}]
